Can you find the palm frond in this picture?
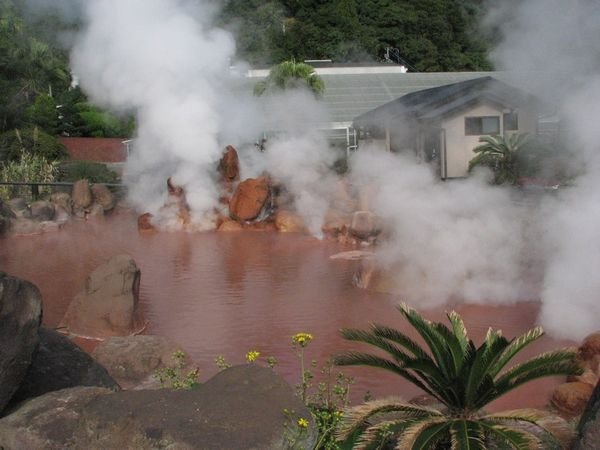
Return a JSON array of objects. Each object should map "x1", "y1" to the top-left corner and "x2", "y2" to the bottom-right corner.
[
  {"x1": 339, "y1": 327, "x2": 415, "y2": 364},
  {"x1": 334, "y1": 352, "x2": 440, "y2": 400},
  {"x1": 336, "y1": 397, "x2": 442, "y2": 442},
  {"x1": 397, "y1": 418, "x2": 452, "y2": 450},
  {"x1": 449, "y1": 420, "x2": 487, "y2": 450},
  {"x1": 447, "y1": 311, "x2": 470, "y2": 356},
  {"x1": 488, "y1": 327, "x2": 544, "y2": 378},
  {"x1": 478, "y1": 420, "x2": 542, "y2": 450},
  {"x1": 370, "y1": 324, "x2": 432, "y2": 360}
]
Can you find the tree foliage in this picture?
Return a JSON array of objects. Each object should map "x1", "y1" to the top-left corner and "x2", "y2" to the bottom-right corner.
[
  {"x1": 254, "y1": 59, "x2": 325, "y2": 97},
  {"x1": 0, "y1": 127, "x2": 67, "y2": 163},
  {"x1": 334, "y1": 303, "x2": 581, "y2": 449},
  {"x1": 221, "y1": 0, "x2": 492, "y2": 70}
]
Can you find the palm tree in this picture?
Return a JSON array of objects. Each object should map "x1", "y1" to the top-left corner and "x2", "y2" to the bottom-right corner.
[
  {"x1": 468, "y1": 133, "x2": 531, "y2": 185},
  {"x1": 334, "y1": 303, "x2": 582, "y2": 449},
  {"x1": 253, "y1": 59, "x2": 325, "y2": 97}
]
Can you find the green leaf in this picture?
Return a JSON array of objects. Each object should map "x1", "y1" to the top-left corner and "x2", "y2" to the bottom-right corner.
[{"x1": 449, "y1": 420, "x2": 486, "y2": 450}]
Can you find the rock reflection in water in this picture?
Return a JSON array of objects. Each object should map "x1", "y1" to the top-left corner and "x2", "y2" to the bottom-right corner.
[{"x1": 0, "y1": 213, "x2": 573, "y2": 410}]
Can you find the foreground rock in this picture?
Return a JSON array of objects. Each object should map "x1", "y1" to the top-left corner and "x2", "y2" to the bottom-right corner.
[
  {"x1": 92, "y1": 335, "x2": 190, "y2": 389},
  {"x1": 0, "y1": 198, "x2": 16, "y2": 235},
  {"x1": 0, "y1": 273, "x2": 43, "y2": 414},
  {"x1": 218, "y1": 144, "x2": 240, "y2": 184},
  {"x1": 7, "y1": 327, "x2": 119, "y2": 409},
  {"x1": 229, "y1": 176, "x2": 271, "y2": 222},
  {"x1": 575, "y1": 381, "x2": 600, "y2": 449},
  {"x1": 0, "y1": 365, "x2": 317, "y2": 449},
  {"x1": 60, "y1": 255, "x2": 145, "y2": 338}
]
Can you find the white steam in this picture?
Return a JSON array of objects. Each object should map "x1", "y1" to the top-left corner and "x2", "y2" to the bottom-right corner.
[{"x1": 488, "y1": 0, "x2": 600, "y2": 340}]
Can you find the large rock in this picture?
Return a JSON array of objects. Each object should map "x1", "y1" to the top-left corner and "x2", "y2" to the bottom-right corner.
[
  {"x1": 229, "y1": 176, "x2": 271, "y2": 222},
  {"x1": 349, "y1": 210, "x2": 380, "y2": 240},
  {"x1": 91, "y1": 183, "x2": 115, "y2": 211},
  {"x1": 579, "y1": 333, "x2": 600, "y2": 362},
  {"x1": 50, "y1": 191, "x2": 73, "y2": 215},
  {"x1": 92, "y1": 335, "x2": 189, "y2": 389},
  {"x1": 29, "y1": 200, "x2": 55, "y2": 221},
  {"x1": 0, "y1": 386, "x2": 113, "y2": 449},
  {"x1": 575, "y1": 381, "x2": 600, "y2": 450},
  {"x1": 0, "y1": 273, "x2": 43, "y2": 414},
  {"x1": 217, "y1": 219, "x2": 243, "y2": 232},
  {"x1": 7, "y1": 327, "x2": 119, "y2": 409},
  {"x1": 71, "y1": 179, "x2": 93, "y2": 209},
  {"x1": 274, "y1": 210, "x2": 306, "y2": 233},
  {"x1": 0, "y1": 365, "x2": 317, "y2": 449},
  {"x1": 218, "y1": 145, "x2": 240, "y2": 182},
  {"x1": 0, "y1": 198, "x2": 16, "y2": 234},
  {"x1": 60, "y1": 255, "x2": 145, "y2": 338},
  {"x1": 552, "y1": 381, "x2": 595, "y2": 416}
]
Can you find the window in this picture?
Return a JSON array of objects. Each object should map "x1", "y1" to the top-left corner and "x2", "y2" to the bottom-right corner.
[
  {"x1": 503, "y1": 111, "x2": 519, "y2": 131},
  {"x1": 465, "y1": 116, "x2": 500, "y2": 135}
]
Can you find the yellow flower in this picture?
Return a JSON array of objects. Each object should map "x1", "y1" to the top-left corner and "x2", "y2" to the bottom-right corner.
[
  {"x1": 292, "y1": 332, "x2": 314, "y2": 348},
  {"x1": 297, "y1": 417, "x2": 309, "y2": 428},
  {"x1": 246, "y1": 350, "x2": 260, "y2": 363}
]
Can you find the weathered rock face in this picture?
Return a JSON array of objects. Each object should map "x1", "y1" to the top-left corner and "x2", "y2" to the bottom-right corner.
[
  {"x1": 580, "y1": 334, "x2": 600, "y2": 362},
  {"x1": 349, "y1": 210, "x2": 380, "y2": 240},
  {"x1": 218, "y1": 145, "x2": 240, "y2": 182},
  {"x1": 72, "y1": 179, "x2": 93, "y2": 209},
  {"x1": 0, "y1": 386, "x2": 113, "y2": 449},
  {"x1": 7, "y1": 327, "x2": 119, "y2": 409},
  {"x1": 229, "y1": 176, "x2": 271, "y2": 222},
  {"x1": 29, "y1": 200, "x2": 55, "y2": 221},
  {"x1": 274, "y1": 210, "x2": 306, "y2": 233},
  {"x1": 50, "y1": 192, "x2": 73, "y2": 215},
  {"x1": 92, "y1": 335, "x2": 188, "y2": 389},
  {"x1": 91, "y1": 183, "x2": 115, "y2": 212},
  {"x1": 575, "y1": 381, "x2": 600, "y2": 450},
  {"x1": 0, "y1": 273, "x2": 43, "y2": 414},
  {"x1": 165, "y1": 177, "x2": 191, "y2": 225},
  {"x1": 552, "y1": 381, "x2": 595, "y2": 416},
  {"x1": 217, "y1": 219, "x2": 243, "y2": 232},
  {"x1": 60, "y1": 255, "x2": 145, "y2": 338},
  {"x1": 0, "y1": 365, "x2": 317, "y2": 449},
  {"x1": 0, "y1": 199, "x2": 16, "y2": 235},
  {"x1": 137, "y1": 212, "x2": 156, "y2": 231}
]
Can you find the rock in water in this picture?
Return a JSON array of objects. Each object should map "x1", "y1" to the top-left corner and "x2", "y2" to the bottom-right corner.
[
  {"x1": 29, "y1": 201, "x2": 55, "y2": 221},
  {"x1": 218, "y1": 145, "x2": 240, "y2": 182},
  {"x1": 91, "y1": 183, "x2": 115, "y2": 211},
  {"x1": 60, "y1": 255, "x2": 145, "y2": 338},
  {"x1": 552, "y1": 381, "x2": 595, "y2": 416},
  {"x1": 92, "y1": 335, "x2": 190, "y2": 389},
  {"x1": 274, "y1": 210, "x2": 306, "y2": 233},
  {"x1": 7, "y1": 327, "x2": 119, "y2": 410},
  {"x1": 72, "y1": 179, "x2": 93, "y2": 209},
  {"x1": 0, "y1": 273, "x2": 43, "y2": 414},
  {"x1": 229, "y1": 176, "x2": 271, "y2": 222},
  {"x1": 0, "y1": 199, "x2": 16, "y2": 235}
]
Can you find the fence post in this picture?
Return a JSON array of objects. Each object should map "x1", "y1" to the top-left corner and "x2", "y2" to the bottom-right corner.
[{"x1": 31, "y1": 184, "x2": 39, "y2": 200}]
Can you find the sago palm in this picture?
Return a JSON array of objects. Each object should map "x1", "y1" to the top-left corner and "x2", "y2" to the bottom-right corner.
[
  {"x1": 334, "y1": 303, "x2": 582, "y2": 449},
  {"x1": 468, "y1": 133, "x2": 530, "y2": 185},
  {"x1": 253, "y1": 59, "x2": 325, "y2": 97}
]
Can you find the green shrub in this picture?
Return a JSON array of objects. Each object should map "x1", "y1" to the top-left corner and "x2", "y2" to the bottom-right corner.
[
  {"x1": 0, "y1": 127, "x2": 67, "y2": 163},
  {"x1": 0, "y1": 151, "x2": 58, "y2": 201},
  {"x1": 57, "y1": 160, "x2": 120, "y2": 184}
]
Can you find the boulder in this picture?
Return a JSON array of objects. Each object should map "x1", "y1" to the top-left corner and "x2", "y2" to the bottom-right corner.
[
  {"x1": 274, "y1": 210, "x2": 306, "y2": 233},
  {"x1": 217, "y1": 219, "x2": 243, "y2": 232},
  {"x1": 552, "y1": 381, "x2": 595, "y2": 416},
  {"x1": 229, "y1": 176, "x2": 271, "y2": 222},
  {"x1": 7, "y1": 327, "x2": 119, "y2": 409},
  {"x1": 91, "y1": 183, "x2": 115, "y2": 211},
  {"x1": 164, "y1": 177, "x2": 191, "y2": 225},
  {"x1": 92, "y1": 335, "x2": 189, "y2": 389},
  {"x1": 575, "y1": 381, "x2": 600, "y2": 450},
  {"x1": 137, "y1": 212, "x2": 156, "y2": 231},
  {"x1": 579, "y1": 333, "x2": 600, "y2": 362},
  {"x1": 50, "y1": 192, "x2": 73, "y2": 215},
  {"x1": 0, "y1": 386, "x2": 113, "y2": 449},
  {"x1": 7, "y1": 198, "x2": 26, "y2": 216},
  {"x1": 60, "y1": 255, "x2": 145, "y2": 338},
  {"x1": 0, "y1": 273, "x2": 43, "y2": 414},
  {"x1": 10, "y1": 218, "x2": 40, "y2": 235},
  {"x1": 218, "y1": 145, "x2": 240, "y2": 182},
  {"x1": 0, "y1": 198, "x2": 16, "y2": 235},
  {"x1": 0, "y1": 365, "x2": 317, "y2": 449},
  {"x1": 30, "y1": 200, "x2": 55, "y2": 221},
  {"x1": 72, "y1": 179, "x2": 93, "y2": 209},
  {"x1": 87, "y1": 203, "x2": 105, "y2": 218},
  {"x1": 349, "y1": 210, "x2": 380, "y2": 240}
]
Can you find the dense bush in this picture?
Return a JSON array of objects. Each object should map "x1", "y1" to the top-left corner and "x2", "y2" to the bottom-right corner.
[
  {"x1": 0, "y1": 127, "x2": 67, "y2": 163},
  {"x1": 0, "y1": 152, "x2": 58, "y2": 201},
  {"x1": 57, "y1": 160, "x2": 120, "y2": 184}
]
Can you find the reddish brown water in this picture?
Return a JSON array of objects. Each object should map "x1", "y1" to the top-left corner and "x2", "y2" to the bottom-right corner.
[{"x1": 0, "y1": 214, "x2": 574, "y2": 410}]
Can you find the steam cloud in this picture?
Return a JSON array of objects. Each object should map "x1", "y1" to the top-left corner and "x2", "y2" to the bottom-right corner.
[{"x1": 31, "y1": 0, "x2": 598, "y2": 340}]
